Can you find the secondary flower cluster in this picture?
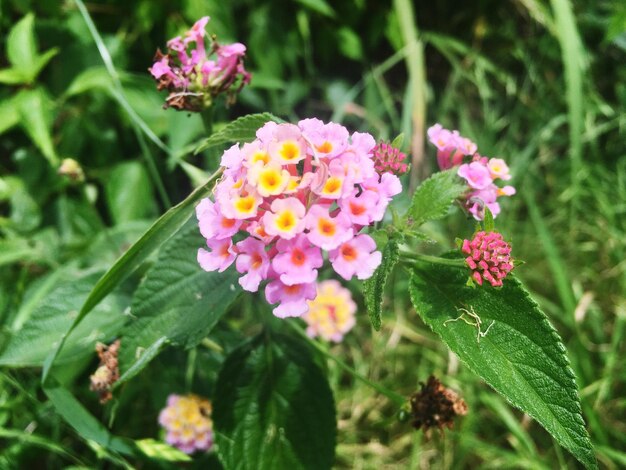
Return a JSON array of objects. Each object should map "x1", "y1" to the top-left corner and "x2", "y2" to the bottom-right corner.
[
  {"x1": 462, "y1": 231, "x2": 514, "y2": 287},
  {"x1": 196, "y1": 118, "x2": 402, "y2": 318},
  {"x1": 149, "y1": 16, "x2": 251, "y2": 111},
  {"x1": 303, "y1": 280, "x2": 356, "y2": 342},
  {"x1": 427, "y1": 124, "x2": 515, "y2": 220},
  {"x1": 158, "y1": 394, "x2": 213, "y2": 454}
]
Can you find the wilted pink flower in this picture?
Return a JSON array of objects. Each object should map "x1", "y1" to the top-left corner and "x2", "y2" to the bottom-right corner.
[
  {"x1": 158, "y1": 394, "x2": 213, "y2": 454},
  {"x1": 303, "y1": 280, "x2": 357, "y2": 342},
  {"x1": 461, "y1": 231, "x2": 514, "y2": 287},
  {"x1": 196, "y1": 119, "x2": 396, "y2": 318},
  {"x1": 149, "y1": 16, "x2": 251, "y2": 111}
]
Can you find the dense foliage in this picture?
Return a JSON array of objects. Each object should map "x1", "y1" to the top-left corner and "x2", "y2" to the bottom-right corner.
[{"x1": 1, "y1": 0, "x2": 624, "y2": 468}]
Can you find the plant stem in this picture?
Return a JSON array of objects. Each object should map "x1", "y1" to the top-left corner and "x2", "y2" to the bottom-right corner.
[
  {"x1": 286, "y1": 321, "x2": 407, "y2": 406},
  {"x1": 400, "y1": 250, "x2": 466, "y2": 268},
  {"x1": 201, "y1": 108, "x2": 214, "y2": 136}
]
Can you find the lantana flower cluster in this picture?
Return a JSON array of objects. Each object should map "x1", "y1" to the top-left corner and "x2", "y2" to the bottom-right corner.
[
  {"x1": 196, "y1": 118, "x2": 402, "y2": 318},
  {"x1": 158, "y1": 394, "x2": 213, "y2": 454},
  {"x1": 303, "y1": 280, "x2": 357, "y2": 342},
  {"x1": 462, "y1": 231, "x2": 514, "y2": 287},
  {"x1": 149, "y1": 16, "x2": 251, "y2": 111},
  {"x1": 427, "y1": 124, "x2": 515, "y2": 220}
]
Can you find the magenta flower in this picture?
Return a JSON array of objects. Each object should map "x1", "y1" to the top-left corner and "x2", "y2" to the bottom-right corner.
[
  {"x1": 149, "y1": 16, "x2": 251, "y2": 111},
  {"x1": 329, "y1": 235, "x2": 382, "y2": 281},
  {"x1": 462, "y1": 231, "x2": 514, "y2": 287}
]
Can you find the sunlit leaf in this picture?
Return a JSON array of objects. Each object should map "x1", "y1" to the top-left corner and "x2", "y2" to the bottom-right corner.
[{"x1": 409, "y1": 262, "x2": 597, "y2": 469}]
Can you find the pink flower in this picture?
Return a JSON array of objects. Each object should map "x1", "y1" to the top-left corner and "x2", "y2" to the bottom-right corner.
[
  {"x1": 197, "y1": 239, "x2": 236, "y2": 273},
  {"x1": 265, "y1": 279, "x2": 317, "y2": 318},
  {"x1": 487, "y1": 158, "x2": 511, "y2": 180},
  {"x1": 304, "y1": 280, "x2": 357, "y2": 342},
  {"x1": 299, "y1": 119, "x2": 349, "y2": 159},
  {"x1": 427, "y1": 124, "x2": 477, "y2": 170},
  {"x1": 467, "y1": 185, "x2": 500, "y2": 220},
  {"x1": 329, "y1": 234, "x2": 382, "y2": 280},
  {"x1": 195, "y1": 198, "x2": 241, "y2": 240},
  {"x1": 305, "y1": 204, "x2": 353, "y2": 250},
  {"x1": 263, "y1": 197, "x2": 306, "y2": 239},
  {"x1": 462, "y1": 231, "x2": 514, "y2": 287},
  {"x1": 458, "y1": 162, "x2": 493, "y2": 190},
  {"x1": 196, "y1": 119, "x2": 404, "y2": 319},
  {"x1": 272, "y1": 235, "x2": 323, "y2": 285},
  {"x1": 235, "y1": 238, "x2": 269, "y2": 292},
  {"x1": 158, "y1": 394, "x2": 213, "y2": 454},
  {"x1": 339, "y1": 189, "x2": 380, "y2": 226}
]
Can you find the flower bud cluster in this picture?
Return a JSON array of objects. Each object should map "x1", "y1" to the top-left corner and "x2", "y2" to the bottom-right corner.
[
  {"x1": 427, "y1": 124, "x2": 515, "y2": 220},
  {"x1": 196, "y1": 118, "x2": 402, "y2": 318},
  {"x1": 158, "y1": 394, "x2": 213, "y2": 454},
  {"x1": 372, "y1": 142, "x2": 408, "y2": 175},
  {"x1": 462, "y1": 231, "x2": 514, "y2": 287},
  {"x1": 303, "y1": 280, "x2": 357, "y2": 342},
  {"x1": 149, "y1": 16, "x2": 251, "y2": 111}
]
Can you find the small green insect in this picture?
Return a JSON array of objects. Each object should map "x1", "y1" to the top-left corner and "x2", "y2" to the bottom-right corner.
[{"x1": 444, "y1": 305, "x2": 494, "y2": 342}]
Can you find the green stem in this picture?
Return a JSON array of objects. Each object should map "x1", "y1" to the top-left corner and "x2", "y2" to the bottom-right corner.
[
  {"x1": 286, "y1": 321, "x2": 406, "y2": 406},
  {"x1": 201, "y1": 108, "x2": 214, "y2": 136},
  {"x1": 400, "y1": 250, "x2": 466, "y2": 268}
]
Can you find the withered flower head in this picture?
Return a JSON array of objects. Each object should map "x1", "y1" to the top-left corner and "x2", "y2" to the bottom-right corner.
[
  {"x1": 89, "y1": 339, "x2": 121, "y2": 404},
  {"x1": 410, "y1": 375, "x2": 468, "y2": 432}
]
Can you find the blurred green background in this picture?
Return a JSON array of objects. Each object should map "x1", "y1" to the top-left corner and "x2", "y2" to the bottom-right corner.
[{"x1": 1, "y1": 0, "x2": 625, "y2": 468}]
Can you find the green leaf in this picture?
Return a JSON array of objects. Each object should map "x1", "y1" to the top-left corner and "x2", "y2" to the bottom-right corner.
[
  {"x1": 295, "y1": 0, "x2": 336, "y2": 17},
  {"x1": 213, "y1": 333, "x2": 336, "y2": 470},
  {"x1": 0, "y1": 67, "x2": 29, "y2": 85},
  {"x1": 194, "y1": 113, "x2": 282, "y2": 153},
  {"x1": 16, "y1": 88, "x2": 58, "y2": 165},
  {"x1": 390, "y1": 133, "x2": 405, "y2": 149},
  {"x1": 483, "y1": 206, "x2": 495, "y2": 232},
  {"x1": 363, "y1": 239, "x2": 400, "y2": 331},
  {"x1": 0, "y1": 95, "x2": 20, "y2": 134},
  {"x1": 30, "y1": 47, "x2": 60, "y2": 78},
  {"x1": 65, "y1": 66, "x2": 113, "y2": 96},
  {"x1": 5, "y1": 13, "x2": 58, "y2": 83},
  {"x1": 43, "y1": 381, "x2": 134, "y2": 457},
  {"x1": 405, "y1": 169, "x2": 467, "y2": 226},
  {"x1": 0, "y1": 270, "x2": 128, "y2": 367},
  {"x1": 118, "y1": 219, "x2": 241, "y2": 375},
  {"x1": 105, "y1": 161, "x2": 156, "y2": 224},
  {"x1": 134, "y1": 439, "x2": 191, "y2": 462},
  {"x1": 42, "y1": 168, "x2": 223, "y2": 383},
  {"x1": 7, "y1": 14, "x2": 38, "y2": 73},
  {"x1": 408, "y1": 263, "x2": 597, "y2": 469}
]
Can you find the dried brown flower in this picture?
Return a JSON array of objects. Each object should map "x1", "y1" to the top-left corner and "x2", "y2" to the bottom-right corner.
[
  {"x1": 89, "y1": 340, "x2": 121, "y2": 404},
  {"x1": 410, "y1": 375, "x2": 468, "y2": 432}
]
